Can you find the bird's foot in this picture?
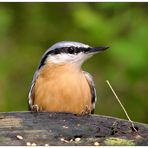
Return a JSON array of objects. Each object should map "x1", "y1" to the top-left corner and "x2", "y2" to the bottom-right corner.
[
  {"x1": 80, "y1": 105, "x2": 91, "y2": 116},
  {"x1": 31, "y1": 104, "x2": 39, "y2": 112}
]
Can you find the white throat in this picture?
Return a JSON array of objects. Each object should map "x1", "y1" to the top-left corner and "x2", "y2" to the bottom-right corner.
[{"x1": 47, "y1": 53, "x2": 92, "y2": 68}]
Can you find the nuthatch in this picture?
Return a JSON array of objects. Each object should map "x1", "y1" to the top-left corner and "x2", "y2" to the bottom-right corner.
[{"x1": 28, "y1": 41, "x2": 108, "y2": 115}]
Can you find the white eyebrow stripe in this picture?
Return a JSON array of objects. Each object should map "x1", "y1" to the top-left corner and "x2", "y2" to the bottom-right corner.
[{"x1": 50, "y1": 41, "x2": 90, "y2": 50}]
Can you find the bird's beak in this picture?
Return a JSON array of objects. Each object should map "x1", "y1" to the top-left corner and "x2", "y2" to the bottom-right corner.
[{"x1": 89, "y1": 46, "x2": 109, "y2": 53}]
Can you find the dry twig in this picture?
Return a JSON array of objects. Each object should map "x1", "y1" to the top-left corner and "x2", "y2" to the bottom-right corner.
[{"x1": 106, "y1": 80, "x2": 137, "y2": 132}]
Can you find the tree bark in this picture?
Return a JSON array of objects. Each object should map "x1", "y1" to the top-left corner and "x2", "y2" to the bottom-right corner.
[{"x1": 0, "y1": 112, "x2": 147, "y2": 146}]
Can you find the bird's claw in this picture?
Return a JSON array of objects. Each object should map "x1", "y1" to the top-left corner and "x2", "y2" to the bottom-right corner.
[
  {"x1": 80, "y1": 105, "x2": 91, "y2": 115},
  {"x1": 31, "y1": 104, "x2": 39, "y2": 112}
]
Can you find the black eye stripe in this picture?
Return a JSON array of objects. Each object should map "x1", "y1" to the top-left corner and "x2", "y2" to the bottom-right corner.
[{"x1": 51, "y1": 46, "x2": 90, "y2": 54}]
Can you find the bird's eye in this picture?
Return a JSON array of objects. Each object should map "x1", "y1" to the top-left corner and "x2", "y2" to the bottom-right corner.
[
  {"x1": 75, "y1": 47, "x2": 80, "y2": 53},
  {"x1": 68, "y1": 47, "x2": 75, "y2": 54}
]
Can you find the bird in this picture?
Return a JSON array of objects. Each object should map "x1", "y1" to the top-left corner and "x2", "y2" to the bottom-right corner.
[{"x1": 28, "y1": 41, "x2": 109, "y2": 115}]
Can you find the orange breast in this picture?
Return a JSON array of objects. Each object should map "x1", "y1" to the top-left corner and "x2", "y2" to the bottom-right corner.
[{"x1": 33, "y1": 63, "x2": 92, "y2": 114}]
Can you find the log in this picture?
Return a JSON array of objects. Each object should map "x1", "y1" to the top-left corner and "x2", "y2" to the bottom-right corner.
[{"x1": 0, "y1": 111, "x2": 147, "y2": 146}]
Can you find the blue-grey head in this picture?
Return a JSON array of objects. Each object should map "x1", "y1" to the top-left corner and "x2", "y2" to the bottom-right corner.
[{"x1": 38, "y1": 41, "x2": 109, "y2": 69}]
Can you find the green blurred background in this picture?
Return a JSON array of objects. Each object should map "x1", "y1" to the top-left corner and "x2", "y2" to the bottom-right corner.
[{"x1": 0, "y1": 2, "x2": 147, "y2": 123}]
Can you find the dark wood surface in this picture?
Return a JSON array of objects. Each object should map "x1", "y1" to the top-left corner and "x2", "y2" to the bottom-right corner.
[{"x1": 0, "y1": 111, "x2": 147, "y2": 146}]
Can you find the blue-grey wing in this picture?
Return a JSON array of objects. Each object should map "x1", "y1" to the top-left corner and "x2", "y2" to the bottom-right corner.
[
  {"x1": 28, "y1": 70, "x2": 40, "y2": 110},
  {"x1": 83, "y1": 71, "x2": 97, "y2": 114}
]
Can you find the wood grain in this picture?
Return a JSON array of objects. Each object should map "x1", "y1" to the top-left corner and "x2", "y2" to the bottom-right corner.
[{"x1": 0, "y1": 112, "x2": 147, "y2": 146}]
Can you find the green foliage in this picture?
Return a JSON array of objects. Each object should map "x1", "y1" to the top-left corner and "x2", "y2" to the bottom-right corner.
[{"x1": 0, "y1": 3, "x2": 147, "y2": 123}]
